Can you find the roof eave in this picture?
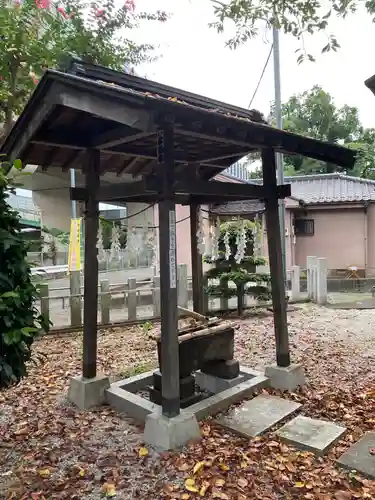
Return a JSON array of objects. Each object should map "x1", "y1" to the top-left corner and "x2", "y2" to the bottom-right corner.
[
  {"x1": 1, "y1": 68, "x2": 357, "y2": 173},
  {"x1": 1, "y1": 74, "x2": 54, "y2": 166},
  {"x1": 365, "y1": 75, "x2": 375, "y2": 96}
]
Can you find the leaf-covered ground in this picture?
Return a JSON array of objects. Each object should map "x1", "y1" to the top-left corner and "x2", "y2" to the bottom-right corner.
[{"x1": 1, "y1": 304, "x2": 375, "y2": 499}]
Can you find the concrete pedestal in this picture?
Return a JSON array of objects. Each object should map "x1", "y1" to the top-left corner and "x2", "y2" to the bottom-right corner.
[
  {"x1": 196, "y1": 370, "x2": 247, "y2": 394},
  {"x1": 68, "y1": 374, "x2": 110, "y2": 410},
  {"x1": 144, "y1": 410, "x2": 201, "y2": 451},
  {"x1": 265, "y1": 364, "x2": 305, "y2": 391}
]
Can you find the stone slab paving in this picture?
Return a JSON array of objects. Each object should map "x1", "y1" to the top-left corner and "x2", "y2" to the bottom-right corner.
[
  {"x1": 276, "y1": 415, "x2": 346, "y2": 456},
  {"x1": 337, "y1": 432, "x2": 375, "y2": 479},
  {"x1": 215, "y1": 395, "x2": 301, "y2": 438}
]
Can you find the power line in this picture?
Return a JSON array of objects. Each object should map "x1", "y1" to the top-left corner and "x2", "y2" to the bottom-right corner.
[{"x1": 247, "y1": 44, "x2": 273, "y2": 109}]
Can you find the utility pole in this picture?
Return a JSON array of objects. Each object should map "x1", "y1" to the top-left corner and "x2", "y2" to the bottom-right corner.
[{"x1": 272, "y1": 26, "x2": 286, "y2": 280}]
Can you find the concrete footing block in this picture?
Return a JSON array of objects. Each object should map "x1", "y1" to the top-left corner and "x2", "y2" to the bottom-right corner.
[
  {"x1": 265, "y1": 363, "x2": 305, "y2": 391},
  {"x1": 68, "y1": 374, "x2": 110, "y2": 410},
  {"x1": 195, "y1": 370, "x2": 247, "y2": 394},
  {"x1": 144, "y1": 410, "x2": 201, "y2": 451}
]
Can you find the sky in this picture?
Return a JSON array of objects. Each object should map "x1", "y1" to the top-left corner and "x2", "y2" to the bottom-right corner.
[{"x1": 133, "y1": 0, "x2": 375, "y2": 128}]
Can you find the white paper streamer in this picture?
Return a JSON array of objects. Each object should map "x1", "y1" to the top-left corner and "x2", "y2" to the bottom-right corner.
[{"x1": 110, "y1": 224, "x2": 121, "y2": 261}]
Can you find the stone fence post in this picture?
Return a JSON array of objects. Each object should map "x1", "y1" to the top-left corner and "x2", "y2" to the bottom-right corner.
[
  {"x1": 100, "y1": 279, "x2": 110, "y2": 325},
  {"x1": 307, "y1": 256, "x2": 317, "y2": 301},
  {"x1": 291, "y1": 265, "x2": 300, "y2": 301},
  {"x1": 316, "y1": 257, "x2": 328, "y2": 305},
  {"x1": 177, "y1": 264, "x2": 188, "y2": 308}
]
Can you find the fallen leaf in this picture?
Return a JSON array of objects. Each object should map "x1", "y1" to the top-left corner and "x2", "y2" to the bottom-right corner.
[
  {"x1": 214, "y1": 478, "x2": 225, "y2": 487},
  {"x1": 237, "y1": 477, "x2": 248, "y2": 488},
  {"x1": 38, "y1": 468, "x2": 50, "y2": 478},
  {"x1": 218, "y1": 463, "x2": 230, "y2": 471},
  {"x1": 334, "y1": 492, "x2": 352, "y2": 500},
  {"x1": 181, "y1": 495, "x2": 190, "y2": 500},
  {"x1": 102, "y1": 483, "x2": 117, "y2": 497},
  {"x1": 212, "y1": 488, "x2": 229, "y2": 499},
  {"x1": 185, "y1": 478, "x2": 199, "y2": 493},
  {"x1": 193, "y1": 461, "x2": 205, "y2": 475},
  {"x1": 294, "y1": 481, "x2": 305, "y2": 488},
  {"x1": 369, "y1": 448, "x2": 375, "y2": 456},
  {"x1": 177, "y1": 461, "x2": 190, "y2": 472},
  {"x1": 138, "y1": 447, "x2": 149, "y2": 457},
  {"x1": 199, "y1": 481, "x2": 210, "y2": 496}
]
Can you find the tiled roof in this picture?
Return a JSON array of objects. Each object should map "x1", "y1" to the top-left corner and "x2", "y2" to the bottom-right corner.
[
  {"x1": 210, "y1": 200, "x2": 265, "y2": 215},
  {"x1": 285, "y1": 173, "x2": 375, "y2": 204},
  {"x1": 210, "y1": 174, "x2": 375, "y2": 215}
]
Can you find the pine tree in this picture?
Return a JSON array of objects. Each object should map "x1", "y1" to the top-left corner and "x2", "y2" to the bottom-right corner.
[{"x1": 205, "y1": 220, "x2": 271, "y2": 315}]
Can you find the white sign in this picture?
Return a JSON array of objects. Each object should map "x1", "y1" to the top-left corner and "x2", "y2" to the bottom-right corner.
[{"x1": 169, "y1": 210, "x2": 177, "y2": 289}]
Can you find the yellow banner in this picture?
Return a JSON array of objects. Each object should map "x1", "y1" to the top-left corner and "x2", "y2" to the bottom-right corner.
[{"x1": 68, "y1": 218, "x2": 82, "y2": 272}]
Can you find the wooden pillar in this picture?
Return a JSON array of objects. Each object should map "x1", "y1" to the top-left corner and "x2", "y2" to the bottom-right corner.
[
  {"x1": 158, "y1": 124, "x2": 180, "y2": 417},
  {"x1": 190, "y1": 203, "x2": 204, "y2": 314},
  {"x1": 261, "y1": 148, "x2": 290, "y2": 367},
  {"x1": 82, "y1": 150, "x2": 100, "y2": 379}
]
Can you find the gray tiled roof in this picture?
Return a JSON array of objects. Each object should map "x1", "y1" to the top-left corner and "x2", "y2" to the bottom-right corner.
[
  {"x1": 285, "y1": 173, "x2": 375, "y2": 204},
  {"x1": 210, "y1": 199, "x2": 265, "y2": 215},
  {"x1": 210, "y1": 173, "x2": 375, "y2": 215}
]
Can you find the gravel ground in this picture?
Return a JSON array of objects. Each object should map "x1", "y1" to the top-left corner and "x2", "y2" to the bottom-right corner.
[{"x1": 1, "y1": 304, "x2": 375, "y2": 499}]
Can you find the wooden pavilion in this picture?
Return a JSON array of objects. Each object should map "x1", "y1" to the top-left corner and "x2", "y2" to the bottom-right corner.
[{"x1": 1, "y1": 57, "x2": 356, "y2": 418}]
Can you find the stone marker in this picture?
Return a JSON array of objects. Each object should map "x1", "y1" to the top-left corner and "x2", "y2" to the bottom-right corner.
[
  {"x1": 215, "y1": 394, "x2": 301, "y2": 438},
  {"x1": 277, "y1": 415, "x2": 346, "y2": 455},
  {"x1": 337, "y1": 432, "x2": 375, "y2": 479}
]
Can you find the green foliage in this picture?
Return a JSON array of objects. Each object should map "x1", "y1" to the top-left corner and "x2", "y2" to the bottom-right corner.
[
  {"x1": 0, "y1": 0, "x2": 167, "y2": 133},
  {"x1": 249, "y1": 86, "x2": 375, "y2": 178},
  {"x1": 99, "y1": 217, "x2": 127, "y2": 250},
  {"x1": 41, "y1": 226, "x2": 69, "y2": 264},
  {"x1": 209, "y1": 0, "x2": 372, "y2": 60},
  {"x1": 204, "y1": 219, "x2": 270, "y2": 315},
  {"x1": 0, "y1": 159, "x2": 49, "y2": 389}
]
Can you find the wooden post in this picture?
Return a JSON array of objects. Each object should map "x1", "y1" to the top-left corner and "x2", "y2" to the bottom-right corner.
[
  {"x1": 100, "y1": 279, "x2": 110, "y2": 325},
  {"x1": 127, "y1": 277, "x2": 137, "y2": 321},
  {"x1": 153, "y1": 276, "x2": 161, "y2": 317},
  {"x1": 261, "y1": 148, "x2": 290, "y2": 367},
  {"x1": 190, "y1": 203, "x2": 204, "y2": 313},
  {"x1": 82, "y1": 150, "x2": 100, "y2": 379},
  {"x1": 158, "y1": 123, "x2": 180, "y2": 417},
  {"x1": 38, "y1": 283, "x2": 50, "y2": 328},
  {"x1": 70, "y1": 271, "x2": 82, "y2": 326}
]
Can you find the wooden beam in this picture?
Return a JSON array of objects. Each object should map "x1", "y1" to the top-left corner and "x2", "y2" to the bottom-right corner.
[
  {"x1": 261, "y1": 148, "x2": 290, "y2": 367},
  {"x1": 176, "y1": 119, "x2": 356, "y2": 169},
  {"x1": 41, "y1": 148, "x2": 59, "y2": 171},
  {"x1": 54, "y1": 83, "x2": 152, "y2": 131},
  {"x1": 175, "y1": 179, "x2": 291, "y2": 200},
  {"x1": 190, "y1": 203, "x2": 204, "y2": 315},
  {"x1": 200, "y1": 151, "x2": 249, "y2": 164},
  {"x1": 3, "y1": 98, "x2": 56, "y2": 167},
  {"x1": 131, "y1": 159, "x2": 156, "y2": 178},
  {"x1": 158, "y1": 123, "x2": 180, "y2": 418},
  {"x1": 92, "y1": 130, "x2": 155, "y2": 149},
  {"x1": 61, "y1": 150, "x2": 80, "y2": 172},
  {"x1": 71, "y1": 176, "x2": 291, "y2": 203},
  {"x1": 82, "y1": 149, "x2": 101, "y2": 378},
  {"x1": 116, "y1": 157, "x2": 137, "y2": 176},
  {"x1": 71, "y1": 178, "x2": 158, "y2": 202}
]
